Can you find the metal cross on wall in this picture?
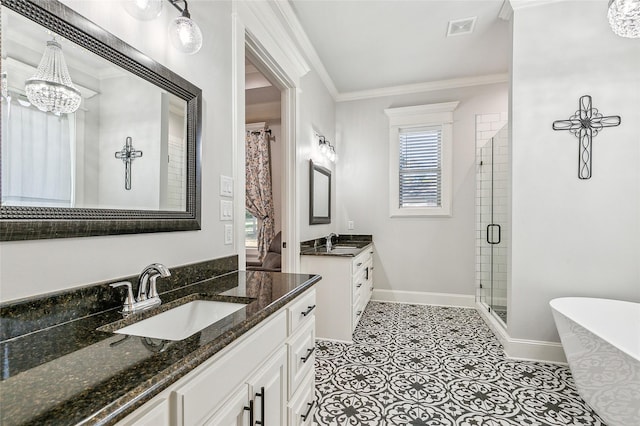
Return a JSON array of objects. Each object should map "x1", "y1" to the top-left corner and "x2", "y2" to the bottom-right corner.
[
  {"x1": 552, "y1": 95, "x2": 621, "y2": 179},
  {"x1": 114, "y1": 136, "x2": 143, "y2": 190}
]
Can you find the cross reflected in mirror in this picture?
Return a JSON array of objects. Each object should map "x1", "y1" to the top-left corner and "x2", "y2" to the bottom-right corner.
[
  {"x1": 552, "y1": 95, "x2": 621, "y2": 180},
  {"x1": 115, "y1": 136, "x2": 143, "y2": 190}
]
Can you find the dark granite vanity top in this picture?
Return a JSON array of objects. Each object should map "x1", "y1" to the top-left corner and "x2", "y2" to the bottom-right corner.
[
  {"x1": 300, "y1": 234, "x2": 373, "y2": 257},
  {"x1": 0, "y1": 263, "x2": 320, "y2": 426}
]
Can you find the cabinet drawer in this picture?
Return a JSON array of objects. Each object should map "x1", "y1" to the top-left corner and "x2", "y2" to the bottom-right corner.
[
  {"x1": 287, "y1": 317, "x2": 316, "y2": 397},
  {"x1": 174, "y1": 310, "x2": 286, "y2": 426},
  {"x1": 288, "y1": 288, "x2": 316, "y2": 335},
  {"x1": 352, "y1": 296, "x2": 364, "y2": 328},
  {"x1": 351, "y1": 246, "x2": 373, "y2": 276},
  {"x1": 288, "y1": 369, "x2": 316, "y2": 426},
  {"x1": 352, "y1": 272, "x2": 366, "y2": 298}
]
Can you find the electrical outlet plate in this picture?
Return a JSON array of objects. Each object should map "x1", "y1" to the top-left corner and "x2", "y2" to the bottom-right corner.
[
  {"x1": 224, "y1": 224, "x2": 233, "y2": 245},
  {"x1": 220, "y1": 175, "x2": 233, "y2": 197},
  {"x1": 220, "y1": 200, "x2": 233, "y2": 221}
]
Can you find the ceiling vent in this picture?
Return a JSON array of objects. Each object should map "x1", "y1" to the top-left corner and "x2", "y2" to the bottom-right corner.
[{"x1": 447, "y1": 17, "x2": 477, "y2": 37}]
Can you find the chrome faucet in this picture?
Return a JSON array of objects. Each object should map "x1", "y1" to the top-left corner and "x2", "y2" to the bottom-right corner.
[
  {"x1": 325, "y1": 233, "x2": 339, "y2": 252},
  {"x1": 137, "y1": 263, "x2": 171, "y2": 301},
  {"x1": 110, "y1": 263, "x2": 171, "y2": 314}
]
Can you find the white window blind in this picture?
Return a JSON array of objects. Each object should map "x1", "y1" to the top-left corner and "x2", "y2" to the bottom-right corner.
[{"x1": 398, "y1": 126, "x2": 442, "y2": 208}]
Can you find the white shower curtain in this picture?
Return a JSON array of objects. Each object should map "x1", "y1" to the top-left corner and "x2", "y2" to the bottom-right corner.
[{"x1": 1, "y1": 100, "x2": 75, "y2": 207}]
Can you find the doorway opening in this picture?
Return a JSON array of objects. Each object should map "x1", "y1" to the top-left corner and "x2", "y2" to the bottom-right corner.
[{"x1": 244, "y1": 56, "x2": 284, "y2": 271}]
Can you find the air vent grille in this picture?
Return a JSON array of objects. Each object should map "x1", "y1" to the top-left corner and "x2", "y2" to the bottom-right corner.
[{"x1": 447, "y1": 17, "x2": 477, "y2": 37}]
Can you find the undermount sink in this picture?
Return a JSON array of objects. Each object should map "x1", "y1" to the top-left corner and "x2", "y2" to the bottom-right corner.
[
  {"x1": 329, "y1": 247, "x2": 359, "y2": 254},
  {"x1": 115, "y1": 300, "x2": 246, "y2": 341}
]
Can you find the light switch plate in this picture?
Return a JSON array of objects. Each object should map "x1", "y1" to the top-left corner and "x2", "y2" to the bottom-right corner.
[
  {"x1": 220, "y1": 200, "x2": 233, "y2": 221},
  {"x1": 224, "y1": 224, "x2": 233, "y2": 245},
  {"x1": 220, "y1": 175, "x2": 233, "y2": 197},
  {"x1": 348, "y1": 220, "x2": 355, "y2": 230}
]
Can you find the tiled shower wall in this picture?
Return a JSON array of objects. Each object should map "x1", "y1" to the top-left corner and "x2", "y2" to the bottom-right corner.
[{"x1": 475, "y1": 113, "x2": 509, "y2": 315}]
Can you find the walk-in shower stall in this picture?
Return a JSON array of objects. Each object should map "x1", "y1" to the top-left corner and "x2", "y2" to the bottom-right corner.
[{"x1": 476, "y1": 119, "x2": 509, "y2": 326}]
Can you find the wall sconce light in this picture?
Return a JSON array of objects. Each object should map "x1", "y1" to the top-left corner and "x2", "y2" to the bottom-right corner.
[
  {"x1": 316, "y1": 133, "x2": 337, "y2": 163},
  {"x1": 608, "y1": 0, "x2": 640, "y2": 38},
  {"x1": 124, "y1": 0, "x2": 203, "y2": 54}
]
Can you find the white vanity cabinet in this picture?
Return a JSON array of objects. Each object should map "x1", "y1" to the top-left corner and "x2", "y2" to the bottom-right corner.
[
  {"x1": 116, "y1": 288, "x2": 316, "y2": 426},
  {"x1": 300, "y1": 245, "x2": 373, "y2": 342}
]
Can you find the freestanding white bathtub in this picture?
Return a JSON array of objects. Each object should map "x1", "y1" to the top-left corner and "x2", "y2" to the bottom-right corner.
[{"x1": 550, "y1": 297, "x2": 640, "y2": 426}]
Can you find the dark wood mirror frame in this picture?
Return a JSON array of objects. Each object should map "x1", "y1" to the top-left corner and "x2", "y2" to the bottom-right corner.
[
  {"x1": 0, "y1": 0, "x2": 202, "y2": 241},
  {"x1": 309, "y1": 160, "x2": 331, "y2": 225}
]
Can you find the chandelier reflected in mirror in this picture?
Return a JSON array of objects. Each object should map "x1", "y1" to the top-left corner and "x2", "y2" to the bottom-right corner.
[
  {"x1": 608, "y1": 0, "x2": 640, "y2": 38},
  {"x1": 25, "y1": 38, "x2": 82, "y2": 115}
]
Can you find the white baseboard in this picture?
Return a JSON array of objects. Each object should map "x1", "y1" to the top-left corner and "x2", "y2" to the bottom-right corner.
[
  {"x1": 372, "y1": 289, "x2": 475, "y2": 308},
  {"x1": 475, "y1": 302, "x2": 567, "y2": 364},
  {"x1": 315, "y1": 337, "x2": 353, "y2": 345}
]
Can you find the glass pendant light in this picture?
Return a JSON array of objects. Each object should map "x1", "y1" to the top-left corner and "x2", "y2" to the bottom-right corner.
[
  {"x1": 608, "y1": 0, "x2": 640, "y2": 38},
  {"x1": 25, "y1": 38, "x2": 81, "y2": 115},
  {"x1": 168, "y1": 1, "x2": 203, "y2": 55},
  {"x1": 124, "y1": 0, "x2": 163, "y2": 21}
]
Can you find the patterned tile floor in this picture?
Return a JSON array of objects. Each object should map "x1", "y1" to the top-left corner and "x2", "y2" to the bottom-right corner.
[{"x1": 314, "y1": 301, "x2": 605, "y2": 425}]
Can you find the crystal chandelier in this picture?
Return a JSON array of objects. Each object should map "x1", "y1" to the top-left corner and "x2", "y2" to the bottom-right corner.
[
  {"x1": 25, "y1": 38, "x2": 82, "y2": 115},
  {"x1": 608, "y1": 0, "x2": 640, "y2": 38}
]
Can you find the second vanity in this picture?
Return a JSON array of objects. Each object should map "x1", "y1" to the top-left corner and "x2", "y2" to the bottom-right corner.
[
  {"x1": 0, "y1": 258, "x2": 320, "y2": 426},
  {"x1": 300, "y1": 235, "x2": 374, "y2": 342}
]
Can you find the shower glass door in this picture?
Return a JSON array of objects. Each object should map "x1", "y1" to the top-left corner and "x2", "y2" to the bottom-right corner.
[{"x1": 478, "y1": 125, "x2": 509, "y2": 325}]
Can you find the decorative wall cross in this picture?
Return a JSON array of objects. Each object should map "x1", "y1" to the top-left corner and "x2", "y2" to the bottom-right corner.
[
  {"x1": 114, "y1": 136, "x2": 143, "y2": 190},
  {"x1": 552, "y1": 95, "x2": 621, "y2": 179}
]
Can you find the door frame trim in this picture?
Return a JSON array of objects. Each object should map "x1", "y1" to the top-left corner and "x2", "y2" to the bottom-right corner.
[{"x1": 232, "y1": 5, "x2": 308, "y2": 272}]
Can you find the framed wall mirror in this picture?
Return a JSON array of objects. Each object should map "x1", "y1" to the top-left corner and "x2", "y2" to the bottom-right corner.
[
  {"x1": 0, "y1": 0, "x2": 202, "y2": 241},
  {"x1": 309, "y1": 160, "x2": 331, "y2": 225}
]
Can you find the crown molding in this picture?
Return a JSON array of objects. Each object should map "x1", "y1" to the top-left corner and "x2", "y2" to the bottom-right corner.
[
  {"x1": 499, "y1": 0, "x2": 513, "y2": 20},
  {"x1": 235, "y1": 0, "x2": 310, "y2": 86},
  {"x1": 270, "y1": 0, "x2": 339, "y2": 99},
  {"x1": 268, "y1": 2, "x2": 509, "y2": 102},
  {"x1": 336, "y1": 73, "x2": 509, "y2": 103},
  {"x1": 509, "y1": 0, "x2": 569, "y2": 11}
]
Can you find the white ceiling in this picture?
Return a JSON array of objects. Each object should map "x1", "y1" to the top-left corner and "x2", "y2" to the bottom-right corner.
[{"x1": 289, "y1": 0, "x2": 511, "y2": 95}]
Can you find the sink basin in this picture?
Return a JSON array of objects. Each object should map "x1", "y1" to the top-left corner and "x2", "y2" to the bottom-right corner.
[
  {"x1": 115, "y1": 300, "x2": 246, "y2": 341},
  {"x1": 329, "y1": 247, "x2": 359, "y2": 254}
]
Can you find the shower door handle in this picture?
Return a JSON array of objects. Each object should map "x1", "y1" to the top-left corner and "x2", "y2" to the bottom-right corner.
[{"x1": 486, "y1": 224, "x2": 501, "y2": 245}]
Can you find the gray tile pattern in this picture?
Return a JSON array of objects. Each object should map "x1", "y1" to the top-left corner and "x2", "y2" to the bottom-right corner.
[{"x1": 314, "y1": 301, "x2": 605, "y2": 425}]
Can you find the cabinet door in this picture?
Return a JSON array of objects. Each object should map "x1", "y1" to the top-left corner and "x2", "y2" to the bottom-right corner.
[
  {"x1": 249, "y1": 347, "x2": 287, "y2": 426},
  {"x1": 203, "y1": 385, "x2": 250, "y2": 426},
  {"x1": 288, "y1": 371, "x2": 316, "y2": 426},
  {"x1": 121, "y1": 397, "x2": 170, "y2": 426}
]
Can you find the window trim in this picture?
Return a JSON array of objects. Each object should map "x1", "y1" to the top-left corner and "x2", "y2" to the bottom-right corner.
[{"x1": 385, "y1": 102, "x2": 459, "y2": 217}]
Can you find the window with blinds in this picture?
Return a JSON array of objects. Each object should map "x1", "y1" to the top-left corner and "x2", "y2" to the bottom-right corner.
[
  {"x1": 385, "y1": 101, "x2": 457, "y2": 217},
  {"x1": 398, "y1": 126, "x2": 442, "y2": 208}
]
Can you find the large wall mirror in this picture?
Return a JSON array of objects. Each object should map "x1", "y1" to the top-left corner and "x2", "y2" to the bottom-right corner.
[
  {"x1": 0, "y1": 0, "x2": 202, "y2": 240},
  {"x1": 309, "y1": 160, "x2": 331, "y2": 225}
]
